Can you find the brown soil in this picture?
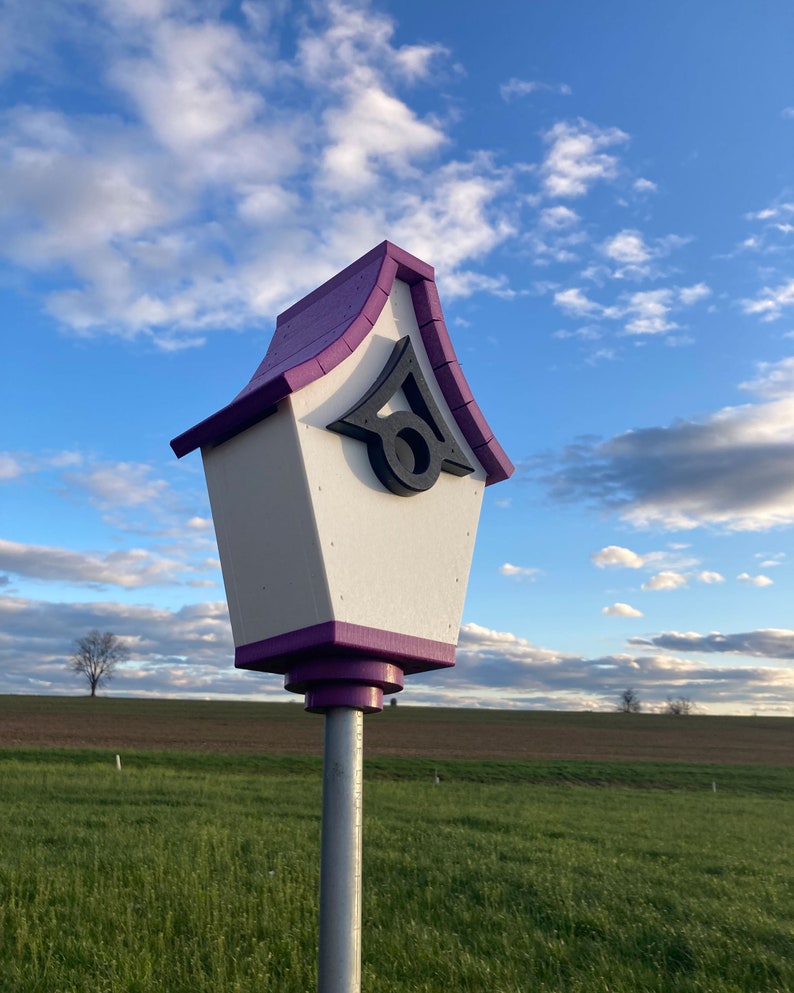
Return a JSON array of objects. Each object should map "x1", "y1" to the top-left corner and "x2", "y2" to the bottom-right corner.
[{"x1": 1, "y1": 696, "x2": 791, "y2": 766}]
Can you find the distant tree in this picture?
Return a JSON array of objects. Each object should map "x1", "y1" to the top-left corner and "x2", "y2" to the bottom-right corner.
[
  {"x1": 69, "y1": 630, "x2": 129, "y2": 697},
  {"x1": 664, "y1": 695, "x2": 695, "y2": 716},
  {"x1": 617, "y1": 687, "x2": 642, "y2": 713}
]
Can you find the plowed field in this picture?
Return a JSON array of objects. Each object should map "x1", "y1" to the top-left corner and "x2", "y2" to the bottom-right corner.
[{"x1": 1, "y1": 696, "x2": 791, "y2": 765}]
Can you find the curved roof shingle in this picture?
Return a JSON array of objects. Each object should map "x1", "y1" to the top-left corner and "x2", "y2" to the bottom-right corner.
[{"x1": 171, "y1": 241, "x2": 513, "y2": 485}]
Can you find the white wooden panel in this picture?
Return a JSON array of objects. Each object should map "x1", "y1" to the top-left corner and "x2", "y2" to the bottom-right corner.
[
  {"x1": 201, "y1": 409, "x2": 333, "y2": 647},
  {"x1": 290, "y1": 279, "x2": 485, "y2": 645}
]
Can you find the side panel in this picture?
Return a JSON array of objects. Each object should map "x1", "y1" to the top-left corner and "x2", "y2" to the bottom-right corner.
[
  {"x1": 291, "y1": 279, "x2": 485, "y2": 647},
  {"x1": 201, "y1": 409, "x2": 333, "y2": 648}
]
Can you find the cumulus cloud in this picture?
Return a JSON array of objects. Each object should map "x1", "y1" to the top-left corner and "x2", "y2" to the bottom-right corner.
[
  {"x1": 602, "y1": 602, "x2": 643, "y2": 617},
  {"x1": 0, "y1": 538, "x2": 205, "y2": 589},
  {"x1": 599, "y1": 229, "x2": 691, "y2": 281},
  {"x1": 0, "y1": 598, "x2": 791, "y2": 712},
  {"x1": 641, "y1": 570, "x2": 688, "y2": 591},
  {"x1": 66, "y1": 461, "x2": 170, "y2": 508},
  {"x1": 554, "y1": 286, "x2": 603, "y2": 317},
  {"x1": 540, "y1": 119, "x2": 628, "y2": 199},
  {"x1": 526, "y1": 205, "x2": 587, "y2": 264},
  {"x1": 499, "y1": 563, "x2": 541, "y2": 581},
  {"x1": 0, "y1": 1, "x2": 516, "y2": 345},
  {"x1": 0, "y1": 450, "x2": 83, "y2": 481},
  {"x1": 601, "y1": 229, "x2": 651, "y2": 265},
  {"x1": 737, "y1": 572, "x2": 773, "y2": 587},
  {"x1": 0, "y1": 453, "x2": 24, "y2": 480},
  {"x1": 741, "y1": 279, "x2": 794, "y2": 322},
  {"x1": 621, "y1": 289, "x2": 678, "y2": 335},
  {"x1": 591, "y1": 545, "x2": 645, "y2": 569},
  {"x1": 590, "y1": 545, "x2": 706, "y2": 574},
  {"x1": 0, "y1": 594, "x2": 255, "y2": 699},
  {"x1": 678, "y1": 282, "x2": 712, "y2": 306},
  {"x1": 551, "y1": 279, "x2": 711, "y2": 338},
  {"x1": 539, "y1": 205, "x2": 580, "y2": 229},
  {"x1": 527, "y1": 356, "x2": 794, "y2": 531},
  {"x1": 444, "y1": 622, "x2": 793, "y2": 714}
]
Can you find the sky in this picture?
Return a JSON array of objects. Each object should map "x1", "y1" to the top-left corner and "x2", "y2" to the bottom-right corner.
[{"x1": 2, "y1": 0, "x2": 793, "y2": 715}]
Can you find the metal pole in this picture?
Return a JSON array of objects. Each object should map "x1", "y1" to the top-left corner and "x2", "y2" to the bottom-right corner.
[{"x1": 318, "y1": 706, "x2": 363, "y2": 993}]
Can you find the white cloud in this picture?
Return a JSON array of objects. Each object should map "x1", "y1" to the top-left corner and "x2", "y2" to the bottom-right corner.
[
  {"x1": 782, "y1": 107, "x2": 794, "y2": 119},
  {"x1": 678, "y1": 282, "x2": 712, "y2": 305},
  {"x1": 602, "y1": 602, "x2": 643, "y2": 617},
  {"x1": 591, "y1": 550, "x2": 721, "y2": 586},
  {"x1": 633, "y1": 177, "x2": 657, "y2": 193},
  {"x1": 601, "y1": 229, "x2": 651, "y2": 265},
  {"x1": 531, "y1": 355, "x2": 794, "y2": 531},
  {"x1": 499, "y1": 563, "x2": 541, "y2": 581},
  {"x1": 741, "y1": 279, "x2": 794, "y2": 321},
  {"x1": 553, "y1": 286, "x2": 602, "y2": 316},
  {"x1": 642, "y1": 570, "x2": 688, "y2": 591},
  {"x1": 696, "y1": 571, "x2": 725, "y2": 584},
  {"x1": 500, "y1": 78, "x2": 571, "y2": 101},
  {"x1": 0, "y1": 596, "x2": 791, "y2": 712},
  {"x1": 66, "y1": 462, "x2": 170, "y2": 508},
  {"x1": 737, "y1": 573, "x2": 774, "y2": 587},
  {"x1": 622, "y1": 289, "x2": 677, "y2": 335},
  {"x1": 538, "y1": 205, "x2": 580, "y2": 229},
  {"x1": 552, "y1": 280, "x2": 710, "y2": 338},
  {"x1": 0, "y1": 453, "x2": 24, "y2": 480},
  {"x1": 186, "y1": 516, "x2": 213, "y2": 531},
  {"x1": 591, "y1": 545, "x2": 645, "y2": 569},
  {"x1": 596, "y1": 229, "x2": 693, "y2": 281},
  {"x1": 0, "y1": 1, "x2": 517, "y2": 344},
  {"x1": 449, "y1": 622, "x2": 793, "y2": 714},
  {"x1": 540, "y1": 119, "x2": 628, "y2": 199},
  {"x1": 320, "y1": 86, "x2": 446, "y2": 194},
  {"x1": 0, "y1": 538, "x2": 196, "y2": 589}
]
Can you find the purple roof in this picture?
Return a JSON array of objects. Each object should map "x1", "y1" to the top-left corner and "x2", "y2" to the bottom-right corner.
[{"x1": 171, "y1": 241, "x2": 513, "y2": 485}]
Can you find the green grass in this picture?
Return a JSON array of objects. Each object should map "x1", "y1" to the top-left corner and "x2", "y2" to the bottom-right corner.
[
  {"x1": 0, "y1": 753, "x2": 792, "y2": 992},
  {"x1": 4, "y1": 746, "x2": 791, "y2": 793}
]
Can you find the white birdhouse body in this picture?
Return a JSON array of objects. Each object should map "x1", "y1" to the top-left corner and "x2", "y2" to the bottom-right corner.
[
  {"x1": 202, "y1": 277, "x2": 485, "y2": 663},
  {"x1": 172, "y1": 241, "x2": 513, "y2": 709}
]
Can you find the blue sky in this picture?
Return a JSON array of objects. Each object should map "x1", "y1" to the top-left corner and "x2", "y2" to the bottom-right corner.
[{"x1": 2, "y1": 0, "x2": 793, "y2": 713}]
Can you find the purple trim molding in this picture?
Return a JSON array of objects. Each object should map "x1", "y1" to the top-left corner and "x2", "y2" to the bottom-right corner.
[
  {"x1": 234, "y1": 620, "x2": 456, "y2": 675},
  {"x1": 285, "y1": 659, "x2": 404, "y2": 714},
  {"x1": 304, "y1": 684, "x2": 387, "y2": 714},
  {"x1": 170, "y1": 241, "x2": 514, "y2": 485}
]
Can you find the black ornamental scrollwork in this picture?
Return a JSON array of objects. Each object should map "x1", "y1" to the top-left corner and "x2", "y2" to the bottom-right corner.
[{"x1": 327, "y1": 336, "x2": 474, "y2": 496}]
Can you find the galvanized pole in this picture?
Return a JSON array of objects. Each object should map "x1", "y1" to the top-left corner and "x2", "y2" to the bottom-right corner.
[{"x1": 318, "y1": 706, "x2": 364, "y2": 993}]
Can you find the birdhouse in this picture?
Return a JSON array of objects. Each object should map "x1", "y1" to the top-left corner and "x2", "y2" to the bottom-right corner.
[{"x1": 171, "y1": 241, "x2": 513, "y2": 712}]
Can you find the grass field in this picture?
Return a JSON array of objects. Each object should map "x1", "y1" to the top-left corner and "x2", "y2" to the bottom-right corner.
[{"x1": 0, "y1": 698, "x2": 792, "y2": 992}]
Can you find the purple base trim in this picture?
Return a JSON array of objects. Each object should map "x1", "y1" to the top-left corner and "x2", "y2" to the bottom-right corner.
[
  {"x1": 286, "y1": 659, "x2": 404, "y2": 714},
  {"x1": 234, "y1": 620, "x2": 455, "y2": 675},
  {"x1": 304, "y1": 684, "x2": 386, "y2": 714},
  {"x1": 285, "y1": 659, "x2": 404, "y2": 694}
]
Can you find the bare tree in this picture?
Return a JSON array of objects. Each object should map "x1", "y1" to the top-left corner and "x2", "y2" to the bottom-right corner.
[
  {"x1": 617, "y1": 687, "x2": 642, "y2": 713},
  {"x1": 69, "y1": 630, "x2": 129, "y2": 697},
  {"x1": 664, "y1": 695, "x2": 695, "y2": 715}
]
